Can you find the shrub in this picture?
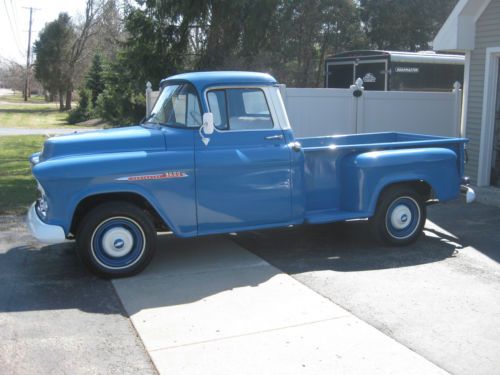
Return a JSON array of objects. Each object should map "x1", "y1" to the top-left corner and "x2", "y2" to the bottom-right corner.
[
  {"x1": 67, "y1": 88, "x2": 92, "y2": 124},
  {"x1": 95, "y1": 89, "x2": 145, "y2": 126}
]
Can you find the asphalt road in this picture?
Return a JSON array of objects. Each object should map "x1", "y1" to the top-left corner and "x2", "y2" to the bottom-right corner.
[
  {"x1": 0, "y1": 216, "x2": 156, "y2": 375},
  {"x1": 233, "y1": 200, "x2": 500, "y2": 375}
]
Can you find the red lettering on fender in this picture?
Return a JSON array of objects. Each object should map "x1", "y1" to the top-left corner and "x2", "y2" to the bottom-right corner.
[{"x1": 116, "y1": 172, "x2": 188, "y2": 181}]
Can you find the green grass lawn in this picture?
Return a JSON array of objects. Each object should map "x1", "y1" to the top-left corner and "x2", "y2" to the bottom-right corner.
[
  {"x1": 0, "y1": 92, "x2": 83, "y2": 129},
  {"x1": 0, "y1": 93, "x2": 47, "y2": 104},
  {"x1": 0, "y1": 94, "x2": 111, "y2": 216},
  {"x1": 0, "y1": 135, "x2": 45, "y2": 215},
  {"x1": 0, "y1": 92, "x2": 111, "y2": 129},
  {"x1": 0, "y1": 103, "x2": 71, "y2": 128}
]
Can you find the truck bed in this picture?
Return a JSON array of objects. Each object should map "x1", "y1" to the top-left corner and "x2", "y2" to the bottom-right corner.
[{"x1": 297, "y1": 132, "x2": 467, "y2": 223}]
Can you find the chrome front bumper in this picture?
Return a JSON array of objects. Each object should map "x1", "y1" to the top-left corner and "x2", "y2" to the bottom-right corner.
[
  {"x1": 461, "y1": 185, "x2": 476, "y2": 204},
  {"x1": 26, "y1": 203, "x2": 66, "y2": 244}
]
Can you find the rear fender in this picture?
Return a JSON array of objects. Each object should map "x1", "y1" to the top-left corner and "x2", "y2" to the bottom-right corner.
[{"x1": 341, "y1": 147, "x2": 460, "y2": 215}]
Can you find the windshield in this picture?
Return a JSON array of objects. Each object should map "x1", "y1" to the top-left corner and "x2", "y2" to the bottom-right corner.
[{"x1": 146, "y1": 83, "x2": 202, "y2": 128}]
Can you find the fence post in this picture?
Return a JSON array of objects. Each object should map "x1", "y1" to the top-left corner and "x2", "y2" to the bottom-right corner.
[
  {"x1": 350, "y1": 78, "x2": 364, "y2": 133},
  {"x1": 146, "y1": 81, "x2": 153, "y2": 117},
  {"x1": 452, "y1": 81, "x2": 463, "y2": 137}
]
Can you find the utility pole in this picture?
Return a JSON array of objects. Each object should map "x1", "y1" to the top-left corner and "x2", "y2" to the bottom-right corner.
[{"x1": 24, "y1": 7, "x2": 33, "y2": 102}]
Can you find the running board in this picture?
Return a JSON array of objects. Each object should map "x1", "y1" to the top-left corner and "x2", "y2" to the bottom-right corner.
[{"x1": 305, "y1": 210, "x2": 370, "y2": 224}]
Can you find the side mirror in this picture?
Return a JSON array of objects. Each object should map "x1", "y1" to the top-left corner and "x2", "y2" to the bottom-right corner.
[
  {"x1": 202, "y1": 112, "x2": 215, "y2": 135},
  {"x1": 200, "y1": 112, "x2": 215, "y2": 146}
]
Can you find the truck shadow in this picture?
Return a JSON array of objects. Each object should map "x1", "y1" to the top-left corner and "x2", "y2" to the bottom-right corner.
[
  {"x1": 233, "y1": 201, "x2": 500, "y2": 275},
  {"x1": 0, "y1": 236, "x2": 280, "y2": 317},
  {"x1": 0, "y1": 241, "x2": 128, "y2": 315},
  {"x1": 1, "y1": 200, "x2": 496, "y2": 317},
  {"x1": 232, "y1": 220, "x2": 461, "y2": 274},
  {"x1": 113, "y1": 222, "x2": 463, "y2": 316}
]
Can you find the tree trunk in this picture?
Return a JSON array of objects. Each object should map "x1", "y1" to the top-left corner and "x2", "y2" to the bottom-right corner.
[
  {"x1": 59, "y1": 90, "x2": 65, "y2": 111},
  {"x1": 65, "y1": 89, "x2": 72, "y2": 110},
  {"x1": 315, "y1": 30, "x2": 330, "y2": 87}
]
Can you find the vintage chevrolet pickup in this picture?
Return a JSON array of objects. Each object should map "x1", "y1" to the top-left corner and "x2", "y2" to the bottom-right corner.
[{"x1": 27, "y1": 71, "x2": 475, "y2": 277}]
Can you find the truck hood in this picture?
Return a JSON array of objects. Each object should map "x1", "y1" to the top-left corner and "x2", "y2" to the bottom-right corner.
[{"x1": 40, "y1": 126, "x2": 166, "y2": 161}]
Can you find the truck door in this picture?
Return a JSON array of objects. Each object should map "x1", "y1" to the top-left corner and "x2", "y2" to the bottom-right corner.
[{"x1": 195, "y1": 87, "x2": 292, "y2": 234}]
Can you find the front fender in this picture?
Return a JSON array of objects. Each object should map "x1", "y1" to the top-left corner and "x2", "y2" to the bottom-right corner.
[
  {"x1": 341, "y1": 147, "x2": 460, "y2": 214},
  {"x1": 32, "y1": 150, "x2": 197, "y2": 237},
  {"x1": 67, "y1": 184, "x2": 192, "y2": 237}
]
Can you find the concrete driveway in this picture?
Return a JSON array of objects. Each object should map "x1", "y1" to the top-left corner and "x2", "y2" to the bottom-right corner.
[
  {"x1": 1, "y1": 200, "x2": 498, "y2": 374},
  {"x1": 113, "y1": 236, "x2": 446, "y2": 375}
]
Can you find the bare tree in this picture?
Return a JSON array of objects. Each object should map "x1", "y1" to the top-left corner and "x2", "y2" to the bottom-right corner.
[
  {"x1": 0, "y1": 57, "x2": 27, "y2": 92},
  {"x1": 63, "y1": 0, "x2": 103, "y2": 109}
]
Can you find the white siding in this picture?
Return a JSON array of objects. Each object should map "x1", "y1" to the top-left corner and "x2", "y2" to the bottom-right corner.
[{"x1": 465, "y1": 0, "x2": 500, "y2": 182}]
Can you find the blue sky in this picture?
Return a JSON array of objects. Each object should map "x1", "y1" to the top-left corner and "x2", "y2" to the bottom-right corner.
[{"x1": 1, "y1": 0, "x2": 87, "y2": 64}]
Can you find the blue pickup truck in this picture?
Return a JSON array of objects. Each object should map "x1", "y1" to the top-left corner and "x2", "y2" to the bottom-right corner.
[{"x1": 27, "y1": 71, "x2": 475, "y2": 278}]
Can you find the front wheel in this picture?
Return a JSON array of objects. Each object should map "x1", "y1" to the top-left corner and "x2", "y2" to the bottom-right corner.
[
  {"x1": 76, "y1": 202, "x2": 157, "y2": 278},
  {"x1": 370, "y1": 186, "x2": 426, "y2": 246}
]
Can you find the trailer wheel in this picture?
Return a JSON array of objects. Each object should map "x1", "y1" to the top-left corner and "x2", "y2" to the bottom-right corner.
[
  {"x1": 76, "y1": 202, "x2": 157, "y2": 278},
  {"x1": 371, "y1": 186, "x2": 426, "y2": 246}
]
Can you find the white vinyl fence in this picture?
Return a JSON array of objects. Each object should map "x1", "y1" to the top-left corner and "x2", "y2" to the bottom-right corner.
[
  {"x1": 146, "y1": 82, "x2": 160, "y2": 118},
  {"x1": 146, "y1": 78, "x2": 463, "y2": 138}
]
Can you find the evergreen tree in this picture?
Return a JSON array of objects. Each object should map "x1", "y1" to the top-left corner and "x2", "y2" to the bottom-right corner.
[
  {"x1": 34, "y1": 13, "x2": 75, "y2": 110},
  {"x1": 86, "y1": 54, "x2": 105, "y2": 107}
]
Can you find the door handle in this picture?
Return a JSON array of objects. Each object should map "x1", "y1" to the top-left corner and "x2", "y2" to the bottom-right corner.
[{"x1": 265, "y1": 134, "x2": 284, "y2": 140}]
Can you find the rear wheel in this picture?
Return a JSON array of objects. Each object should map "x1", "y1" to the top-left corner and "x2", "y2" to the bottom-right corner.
[
  {"x1": 76, "y1": 202, "x2": 157, "y2": 278},
  {"x1": 371, "y1": 186, "x2": 426, "y2": 246}
]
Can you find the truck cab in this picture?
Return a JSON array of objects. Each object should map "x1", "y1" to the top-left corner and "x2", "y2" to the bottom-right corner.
[{"x1": 27, "y1": 71, "x2": 475, "y2": 278}]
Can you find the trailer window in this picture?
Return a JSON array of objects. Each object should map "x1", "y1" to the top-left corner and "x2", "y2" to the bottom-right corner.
[{"x1": 391, "y1": 63, "x2": 464, "y2": 92}]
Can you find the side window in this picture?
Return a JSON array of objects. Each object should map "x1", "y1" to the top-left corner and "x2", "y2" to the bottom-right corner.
[
  {"x1": 171, "y1": 91, "x2": 186, "y2": 126},
  {"x1": 207, "y1": 88, "x2": 274, "y2": 130},
  {"x1": 186, "y1": 89, "x2": 202, "y2": 127},
  {"x1": 241, "y1": 90, "x2": 270, "y2": 115}
]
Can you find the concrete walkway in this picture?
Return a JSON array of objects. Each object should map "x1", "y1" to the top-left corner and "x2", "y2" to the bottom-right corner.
[
  {"x1": 113, "y1": 235, "x2": 449, "y2": 375},
  {"x1": 0, "y1": 127, "x2": 99, "y2": 136}
]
